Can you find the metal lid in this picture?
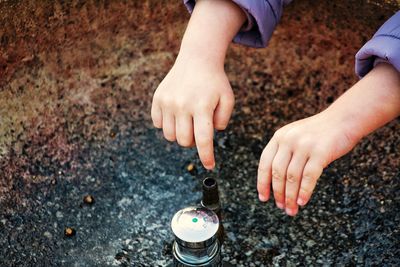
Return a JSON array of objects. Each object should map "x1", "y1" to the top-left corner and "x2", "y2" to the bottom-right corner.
[{"x1": 171, "y1": 206, "x2": 219, "y2": 248}]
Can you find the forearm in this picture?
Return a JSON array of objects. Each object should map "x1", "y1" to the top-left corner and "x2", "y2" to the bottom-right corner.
[
  {"x1": 326, "y1": 63, "x2": 400, "y2": 142},
  {"x1": 177, "y1": 0, "x2": 246, "y2": 69}
]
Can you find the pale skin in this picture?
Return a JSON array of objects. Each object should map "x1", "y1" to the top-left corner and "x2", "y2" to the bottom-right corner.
[{"x1": 151, "y1": 0, "x2": 400, "y2": 216}]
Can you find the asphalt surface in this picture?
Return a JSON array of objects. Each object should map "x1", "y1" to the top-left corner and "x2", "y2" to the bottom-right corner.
[{"x1": 0, "y1": 1, "x2": 399, "y2": 266}]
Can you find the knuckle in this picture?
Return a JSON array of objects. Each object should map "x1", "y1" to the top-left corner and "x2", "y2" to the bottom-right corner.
[
  {"x1": 311, "y1": 146, "x2": 328, "y2": 159},
  {"x1": 286, "y1": 173, "x2": 298, "y2": 184},
  {"x1": 272, "y1": 169, "x2": 282, "y2": 182},
  {"x1": 302, "y1": 174, "x2": 315, "y2": 183},
  {"x1": 274, "y1": 191, "x2": 284, "y2": 201},
  {"x1": 196, "y1": 100, "x2": 213, "y2": 112},
  {"x1": 174, "y1": 99, "x2": 189, "y2": 112},
  {"x1": 303, "y1": 164, "x2": 323, "y2": 180},
  {"x1": 299, "y1": 187, "x2": 312, "y2": 196},
  {"x1": 285, "y1": 128, "x2": 300, "y2": 140},
  {"x1": 294, "y1": 136, "x2": 314, "y2": 150},
  {"x1": 276, "y1": 130, "x2": 295, "y2": 146},
  {"x1": 174, "y1": 101, "x2": 185, "y2": 111},
  {"x1": 258, "y1": 163, "x2": 270, "y2": 173},
  {"x1": 285, "y1": 197, "x2": 296, "y2": 206},
  {"x1": 258, "y1": 152, "x2": 271, "y2": 173},
  {"x1": 273, "y1": 129, "x2": 285, "y2": 141},
  {"x1": 160, "y1": 96, "x2": 173, "y2": 107},
  {"x1": 257, "y1": 178, "x2": 269, "y2": 189},
  {"x1": 259, "y1": 148, "x2": 269, "y2": 161},
  {"x1": 281, "y1": 129, "x2": 302, "y2": 146}
]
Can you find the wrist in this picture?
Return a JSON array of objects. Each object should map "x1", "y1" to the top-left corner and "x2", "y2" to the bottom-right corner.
[
  {"x1": 323, "y1": 62, "x2": 400, "y2": 143},
  {"x1": 176, "y1": 41, "x2": 226, "y2": 71},
  {"x1": 320, "y1": 107, "x2": 363, "y2": 146},
  {"x1": 176, "y1": 0, "x2": 246, "y2": 71}
]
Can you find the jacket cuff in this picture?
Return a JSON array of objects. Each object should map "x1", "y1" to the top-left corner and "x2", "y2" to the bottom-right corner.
[
  {"x1": 239, "y1": 8, "x2": 255, "y2": 32},
  {"x1": 231, "y1": 0, "x2": 284, "y2": 48},
  {"x1": 183, "y1": 0, "x2": 288, "y2": 48},
  {"x1": 355, "y1": 11, "x2": 400, "y2": 77}
]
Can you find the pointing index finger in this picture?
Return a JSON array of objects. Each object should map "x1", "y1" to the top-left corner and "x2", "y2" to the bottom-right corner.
[{"x1": 193, "y1": 113, "x2": 215, "y2": 170}]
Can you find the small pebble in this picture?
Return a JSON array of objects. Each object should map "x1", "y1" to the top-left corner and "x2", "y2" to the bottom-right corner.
[
  {"x1": 306, "y1": 240, "x2": 316, "y2": 248},
  {"x1": 83, "y1": 194, "x2": 95, "y2": 205},
  {"x1": 109, "y1": 131, "x2": 116, "y2": 138},
  {"x1": 186, "y1": 163, "x2": 196, "y2": 175},
  {"x1": 43, "y1": 231, "x2": 52, "y2": 239},
  {"x1": 64, "y1": 227, "x2": 76, "y2": 237},
  {"x1": 115, "y1": 252, "x2": 130, "y2": 263},
  {"x1": 245, "y1": 250, "x2": 253, "y2": 257}
]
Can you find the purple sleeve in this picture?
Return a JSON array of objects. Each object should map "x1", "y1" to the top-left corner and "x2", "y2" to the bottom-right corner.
[
  {"x1": 355, "y1": 11, "x2": 400, "y2": 77},
  {"x1": 183, "y1": 0, "x2": 292, "y2": 48}
]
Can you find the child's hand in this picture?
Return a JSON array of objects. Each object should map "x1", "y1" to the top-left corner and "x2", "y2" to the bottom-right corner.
[
  {"x1": 151, "y1": 57, "x2": 234, "y2": 169},
  {"x1": 257, "y1": 62, "x2": 400, "y2": 217},
  {"x1": 151, "y1": 0, "x2": 246, "y2": 170},
  {"x1": 257, "y1": 112, "x2": 358, "y2": 216}
]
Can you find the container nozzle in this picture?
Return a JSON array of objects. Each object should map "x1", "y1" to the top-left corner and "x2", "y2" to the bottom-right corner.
[{"x1": 201, "y1": 177, "x2": 221, "y2": 217}]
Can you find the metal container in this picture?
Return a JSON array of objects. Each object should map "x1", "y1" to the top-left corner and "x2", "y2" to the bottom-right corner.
[{"x1": 171, "y1": 206, "x2": 221, "y2": 267}]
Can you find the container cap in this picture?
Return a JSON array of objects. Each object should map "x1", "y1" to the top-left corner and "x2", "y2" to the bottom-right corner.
[{"x1": 171, "y1": 206, "x2": 219, "y2": 248}]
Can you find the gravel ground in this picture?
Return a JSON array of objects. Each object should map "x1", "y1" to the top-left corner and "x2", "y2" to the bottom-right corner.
[{"x1": 0, "y1": 0, "x2": 399, "y2": 266}]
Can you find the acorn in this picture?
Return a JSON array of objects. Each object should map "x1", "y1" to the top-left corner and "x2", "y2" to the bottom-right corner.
[
  {"x1": 64, "y1": 227, "x2": 76, "y2": 237},
  {"x1": 83, "y1": 194, "x2": 95, "y2": 205}
]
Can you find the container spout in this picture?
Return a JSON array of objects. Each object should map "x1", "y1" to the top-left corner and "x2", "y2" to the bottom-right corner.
[{"x1": 201, "y1": 177, "x2": 221, "y2": 219}]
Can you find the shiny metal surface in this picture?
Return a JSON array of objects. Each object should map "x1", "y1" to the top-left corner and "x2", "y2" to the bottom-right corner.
[
  {"x1": 172, "y1": 240, "x2": 221, "y2": 267},
  {"x1": 171, "y1": 206, "x2": 219, "y2": 248},
  {"x1": 171, "y1": 207, "x2": 221, "y2": 266}
]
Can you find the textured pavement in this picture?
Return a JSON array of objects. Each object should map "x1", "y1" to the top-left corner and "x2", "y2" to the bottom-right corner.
[{"x1": 0, "y1": 1, "x2": 399, "y2": 266}]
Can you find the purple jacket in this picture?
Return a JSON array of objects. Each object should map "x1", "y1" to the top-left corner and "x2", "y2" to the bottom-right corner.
[{"x1": 183, "y1": 0, "x2": 400, "y2": 77}]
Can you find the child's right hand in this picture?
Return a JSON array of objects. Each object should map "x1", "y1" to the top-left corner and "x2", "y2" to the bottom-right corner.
[
  {"x1": 151, "y1": 0, "x2": 245, "y2": 169},
  {"x1": 151, "y1": 56, "x2": 234, "y2": 170}
]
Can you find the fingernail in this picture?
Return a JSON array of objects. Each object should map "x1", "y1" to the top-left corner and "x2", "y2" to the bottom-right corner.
[
  {"x1": 259, "y1": 194, "x2": 268, "y2": 202},
  {"x1": 285, "y1": 208, "x2": 296, "y2": 216},
  {"x1": 205, "y1": 163, "x2": 215, "y2": 170},
  {"x1": 276, "y1": 202, "x2": 284, "y2": 209},
  {"x1": 297, "y1": 198, "x2": 306, "y2": 206}
]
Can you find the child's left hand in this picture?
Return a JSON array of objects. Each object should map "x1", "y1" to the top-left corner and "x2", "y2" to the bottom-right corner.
[
  {"x1": 257, "y1": 63, "x2": 400, "y2": 216},
  {"x1": 257, "y1": 62, "x2": 400, "y2": 216},
  {"x1": 257, "y1": 111, "x2": 359, "y2": 216}
]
